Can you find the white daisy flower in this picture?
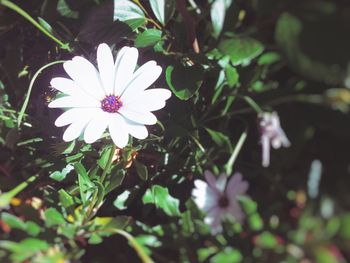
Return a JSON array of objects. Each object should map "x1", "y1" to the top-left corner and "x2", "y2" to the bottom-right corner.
[
  {"x1": 258, "y1": 111, "x2": 290, "y2": 167},
  {"x1": 48, "y1": 43, "x2": 171, "y2": 148},
  {"x1": 192, "y1": 170, "x2": 249, "y2": 234}
]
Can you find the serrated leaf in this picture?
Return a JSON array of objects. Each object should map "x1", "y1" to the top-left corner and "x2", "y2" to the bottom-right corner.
[
  {"x1": 142, "y1": 185, "x2": 181, "y2": 216},
  {"x1": 166, "y1": 63, "x2": 204, "y2": 100},
  {"x1": 211, "y1": 0, "x2": 232, "y2": 38},
  {"x1": 135, "y1": 29, "x2": 162, "y2": 48},
  {"x1": 219, "y1": 37, "x2": 264, "y2": 66},
  {"x1": 113, "y1": 0, "x2": 145, "y2": 30},
  {"x1": 149, "y1": 0, "x2": 176, "y2": 25}
]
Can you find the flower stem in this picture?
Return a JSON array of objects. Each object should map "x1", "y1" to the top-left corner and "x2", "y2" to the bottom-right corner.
[
  {"x1": 240, "y1": 95, "x2": 264, "y2": 114},
  {"x1": 0, "y1": 0, "x2": 72, "y2": 51},
  {"x1": 225, "y1": 127, "x2": 248, "y2": 175}
]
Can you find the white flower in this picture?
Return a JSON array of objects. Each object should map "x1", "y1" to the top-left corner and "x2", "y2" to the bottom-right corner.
[
  {"x1": 48, "y1": 43, "x2": 171, "y2": 148},
  {"x1": 259, "y1": 111, "x2": 290, "y2": 167},
  {"x1": 192, "y1": 170, "x2": 249, "y2": 234}
]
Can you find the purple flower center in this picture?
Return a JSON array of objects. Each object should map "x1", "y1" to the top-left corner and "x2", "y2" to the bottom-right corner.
[
  {"x1": 101, "y1": 95, "x2": 123, "y2": 113},
  {"x1": 218, "y1": 196, "x2": 229, "y2": 208}
]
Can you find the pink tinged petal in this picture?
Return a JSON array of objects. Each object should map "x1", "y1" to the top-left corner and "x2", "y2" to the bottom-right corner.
[
  {"x1": 226, "y1": 173, "x2": 249, "y2": 199},
  {"x1": 261, "y1": 135, "x2": 270, "y2": 167},
  {"x1": 83, "y1": 110, "x2": 109, "y2": 143},
  {"x1": 48, "y1": 96, "x2": 100, "y2": 108},
  {"x1": 108, "y1": 113, "x2": 129, "y2": 148},
  {"x1": 118, "y1": 107, "x2": 157, "y2": 125},
  {"x1": 216, "y1": 173, "x2": 227, "y2": 193},
  {"x1": 62, "y1": 117, "x2": 91, "y2": 142},
  {"x1": 227, "y1": 201, "x2": 245, "y2": 223},
  {"x1": 124, "y1": 119, "x2": 148, "y2": 139},
  {"x1": 204, "y1": 170, "x2": 218, "y2": 189},
  {"x1": 97, "y1": 43, "x2": 115, "y2": 95},
  {"x1": 114, "y1": 47, "x2": 138, "y2": 96},
  {"x1": 63, "y1": 57, "x2": 105, "y2": 100},
  {"x1": 55, "y1": 108, "x2": 97, "y2": 127},
  {"x1": 277, "y1": 127, "x2": 291, "y2": 147},
  {"x1": 205, "y1": 207, "x2": 224, "y2": 234},
  {"x1": 50, "y1": 77, "x2": 82, "y2": 96},
  {"x1": 120, "y1": 64, "x2": 162, "y2": 99},
  {"x1": 123, "y1": 89, "x2": 171, "y2": 111}
]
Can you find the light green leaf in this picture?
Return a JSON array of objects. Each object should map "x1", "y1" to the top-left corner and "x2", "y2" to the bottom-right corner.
[
  {"x1": 210, "y1": 248, "x2": 242, "y2": 263},
  {"x1": 50, "y1": 163, "x2": 74, "y2": 182},
  {"x1": 58, "y1": 189, "x2": 74, "y2": 208},
  {"x1": 211, "y1": 0, "x2": 232, "y2": 38},
  {"x1": 149, "y1": 0, "x2": 176, "y2": 25},
  {"x1": 135, "y1": 29, "x2": 162, "y2": 48},
  {"x1": 113, "y1": 0, "x2": 145, "y2": 30},
  {"x1": 257, "y1": 52, "x2": 281, "y2": 65},
  {"x1": 219, "y1": 37, "x2": 264, "y2": 66},
  {"x1": 205, "y1": 128, "x2": 232, "y2": 152},
  {"x1": 225, "y1": 64, "x2": 239, "y2": 87},
  {"x1": 57, "y1": 0, "x2": 79, "y2": 19},
  {"x1": 37, "y1": 17, "x2": 53, "y2": 33},
  {"x1": 113, "y1": 190, "x2": 130, "y2": 210},
  {"x1": 75, "y1": 163, "x2": 95, "y2": 205},
  {"x1": 44, "y1": 208, "x2": 66, "y2": 227}
]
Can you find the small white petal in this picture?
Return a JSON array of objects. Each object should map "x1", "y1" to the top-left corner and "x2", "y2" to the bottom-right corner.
[
  {"x1": 261, "y1": 135, "x2": 270, "y2": 167},
  {"x1": 118, "y1": 107, "x2": 157, "y2": 125},
  {"x1": 83, "y1": 110, "x2": 109, "y2": 143},
  {"x1": 114, "y1": 47, "x2": 138, "y2": 96},
  {"x1": 123, "y1": 89, "x2": 171, "y2": 111},
  {"x1": 97, "y1": 43, "x2": 115, "y2": 95},
  {"x1": 121, "y1": 64, "x2": 162, "y2": 98},
  {"x1": 55, "y1": 108, "x2": 97, "y2": 127},
  {"x1": 125, "y1": 119, "x2": 148, "y2": 139},
  {"x1": 108, "y1": 114, "x2": 129, "y2": 148},
  {"x1": 192, "y1": 180, "x2": 208, "y2": 210},
  {"x1": 50, "y1": 77, "x2": 81, "y2": 96},
  {"x1": 48, "y1": 96, "x2": 99, "y2": 108},
  {"x1": 62, "y1": 117, "x2": 91, "y2": 141},
  {"x1": 63, "y1": 57, "x2": 105, "y2": 100}
]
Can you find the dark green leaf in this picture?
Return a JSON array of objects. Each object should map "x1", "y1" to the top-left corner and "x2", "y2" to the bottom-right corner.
[
  {"x1": 149, "y1": 0, "x2": 176, "y2": 25},
  {"x1": 57, "y1": 0, "x2": 79, "y2": 19},
  {"x1": 135, "y1": 29, "x2": 162, "y2": 48},
  {"x1": 225, "y1": 64, "x2": 239, "y2": 87},
  {"x1": 205, "y1": 128, "x2": 232, "y2": 152},
  {"x1": 113, "y1": 0, "x2": 145, "y2": 30},
  {"x1": 134, "y1": 160, "x2": 148, "y2": 180},
  {"x1": 44, "y1": 208, "x2": 65, "y2": 227},
  {"x1": 257, "y1": 52, "x2": 281, "y2": 65},
  {"x1": 75, "y1": 163, "x2": 95, "y2": 205}
]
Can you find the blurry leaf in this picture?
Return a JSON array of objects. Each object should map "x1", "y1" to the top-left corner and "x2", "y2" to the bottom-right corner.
[
  {"x1": 149, "y1": 0, "x2": 176, "y2": 25},
  {"x1": 258, "y1": 52, "x2": 281, "y2": 65},
  {"x1": 37, "y1": 17, "x2": 53, "y2": 33},
  {"x1": 166, "y1": 63, "x2": 204, "y2": 100},
  {"x1": 248, "y1": 213, "x2": 264, "y2": 231},
  {"x1": 240, "y1": 196, "x2": 257, "y2": 214},
  {"x1": 210, "y1": 247, "x2": 242, "y2": 263},
  {"x1": 113, "y1": 190, "x2": 130, "y2": 210},
  {"x1": 219, "y1": 37, "x2": 264, "y2": 66},
  {"x1": 75, "y1": 163, "x2": 95, "y2": 205},
  {"x1": 88, "y1": 233, "x2": 103, "y2": 244},
  {"x1": 58, "y1": 189, "x2": 74, "y2": 208},
  {"x1": 340, "y1": 213, "x2": 350, "y2": 239},
  {"x1": 255, "y1": 231, "x2": 278, "y2": 249},
  {"x1": 211, "y1": 0, "x2": 232, "y2": 38},
  {"x1": 198, "y1": 247, "x2": 217, "y2": 262},
  {"x1": 181, "y1": 210, "x2": 194, "y2": 236},
  {"x1": 225, "y1": 64, "x2": 239, "y2": 87},
  {"x1": 50, "y1": 163, "x2": 74, "y2": 182},
  {"x1": 113, "y1": 0, "x2": 145, "y2": 30},
  {"x1": 57, "y1": 0, "x2": 79, "y2": 19},
  {"x1": 24, "y1": 222, "x2": 41, "y2": 236},
  {"x1": 314, "y1": 246, "x2": 342, "y2": 263},
  {"x1": 1, "y1": 212, "x2": 26, "y2": 230},
  {"x1": 98, "y1": 146, "x2": 113, "y2": 170},
  {"x1": 135, "y1": 29, "x2": 162, "y2": 48},
  {"x1": 105, "y1": 169, "x2": 125, "y2": 194},
  {"x1": 205, "y1": 128, "x2": 232, "y2": 152},
  {"x1": 142, "y1": 185, "x2": 181, "y2": 216},
  {"x1": 44, "y1": 208, "x2": 65, "y2": 227},
  {"x1": 134, "y1": 160, "x2": 148, "y2": 180}
]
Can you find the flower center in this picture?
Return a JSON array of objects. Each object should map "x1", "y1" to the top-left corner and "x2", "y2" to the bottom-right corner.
[
  {"x1": 218, "y1": 196, "x2": 229, "y2": 208},
  {"x1": 101, "y1": 95, "x2": 123, "y2": 113}
]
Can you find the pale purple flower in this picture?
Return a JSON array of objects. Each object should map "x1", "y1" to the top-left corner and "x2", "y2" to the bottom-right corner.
[
  {"x1": 192, "y1": 170, "x2": 249, "y2": 234},
  {"x1": 259, "y1": 111, "x2": 290, "y2": 167}
]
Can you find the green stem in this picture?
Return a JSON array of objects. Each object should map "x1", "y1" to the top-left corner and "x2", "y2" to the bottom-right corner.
[
  {"x1": 17, "y1": 60, "x2": 66, "y2": 128},
  {"x1": 225, "y1": 128, "x2": 248, "y2": 175},
  {"x1": 100, "y1": 144, "x2": 117, "y2": 185},
  {"x1": 104, "y1": 228, "x2": 154, "y2": 263},
  {"x1": 240, "y1": 95, "x2": 263, "y2": 114},
  {"x1": 0, "y1": 0, "x2": 71, "y2": 51}
]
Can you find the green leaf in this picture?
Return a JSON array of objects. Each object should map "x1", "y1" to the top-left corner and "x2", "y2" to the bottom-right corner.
[
  {"x1": 135, "y1": 29, "x2": 162, "y2": 48},
  {"x1": 255, "y1": 231, "x2": 278, "y2": 249},
  {"x1": 225, "y1": 64, "x2": 239, "y2": 87},
  {"x1": 58, "y1": 189, "x2": 74, "y2": 208},
  {"x1": 166, "y1": 63, "x2": 204, "y2": 100},
  {"x1": 105, "y1": 169, "x2": 125, "y2": 194},
  {"x1": 44, "y1": 208, "x2": 66, "y2": 227},
  {"x1": 257, "y1": 52, "x2": 281, "y2": 65},
  {"x1": 113, "y1": 190, "x2": 130, "y2": 210},
  {"x1": 149, "y1": 0, "x2": 176, "y2": 25},
  {"x1": 205, "y1": 128, "x2": 232, "y2": 152},
  {"x1": 142, "y1": 185, "x2": 181, "y2": 216},
  {"x1": 210, "y1": 0, "x2": 232, "y2": 37},
  {"x1": 98, "y1": 146, "x2": 113, "y2": 170},
  {"x1": 113, "y1": 0, "x2": 145, "y2": 30},
  {"x1": 57, "y1": 0, "x2": 79, "y2": 19},
  {"x1": 24, "y1": 221, "x2": 41, "y2": 236},
  {"x1": 50, "y1": 163, "x2": 74, "y2": 182},
  {"x1": 210, "y1": 248, "x2": 242, "y2": 263},
  {"x1": 37, "y1": 17, "x2": 53, "y2": 33},
  {"x1": 219, "y1": 37, "x2": 264, "y2": 66},
  {"x1": 88, "y1": 233, "x2": 103, "y2": 244},
  {"x1": 75, "y1": 163, "x2": 95, "y2": 205},
  {"x1": 134, "y1": 160, "x2": 148, "y2": 180},
  {"x1": 1, "y1": 213, "x2": 26, "y2": 230}
]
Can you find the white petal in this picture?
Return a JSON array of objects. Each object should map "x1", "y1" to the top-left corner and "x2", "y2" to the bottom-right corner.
[
  {"x1": 216, "y1": 173, "x2": 227, "y2": 193},
  {"x1": 83, "y1": 110, "x2": 109, "y2": 143},
  {"x1": 62, "y1": 117, "x2": 91, "y2": 141},
  {"x1": 50, "y1": 77, "x2": 81, "y2": 96},
  {"x1": 123, "y1": 89, "x2": 171, "y2": 111},
  {"x1": 48, "y1": 96, "x2": 100, "y2": 108},
  {"x1": 114, "y1": 47, "x2": 138, "y2": 96},
  {"x1": 118, "y1": 107, "x2": 157, "y2": 125},
  {"x1": 120, "y1": 64, "x2": 162, "y2": 98},
  {"x1": 63, "y1": 57, "x2": 105, "y2": 100},
  {"x1": 54, "y1": 108, "x2": 97, "y2": 127},
  {"x1": 192, "y1": 180, "x2": 208, "y2": 210},
  {"x1": 108, "y1": 114, "x2": 129, "y2": 148},
  {"x1": 97, "y1": 43, "x2": 115, "y2": 95},
  {"x1": 124, "y1": 119, "x2": 148, "y2": 139},
  {"x1": 261, "y1": 135, "x2": 270, "y2": 167}
]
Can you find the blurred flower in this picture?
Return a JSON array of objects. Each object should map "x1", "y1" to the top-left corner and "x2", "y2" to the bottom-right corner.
[
  {"x1": 258, "y1": 111, "x2": 290, "y2": 167},
  {"x1": 192, "y1": 170, "x2": 249, "y2": 234},
  {"x1": 49, "y1": 43, "x2": 171, "y2": 148}
]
